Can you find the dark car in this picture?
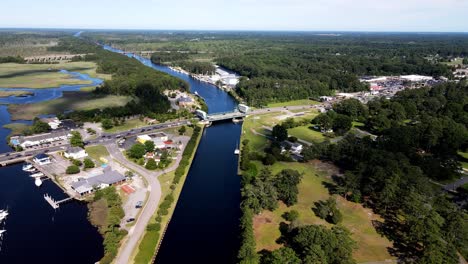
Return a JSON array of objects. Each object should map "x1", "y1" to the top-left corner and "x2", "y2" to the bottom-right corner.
[{"x1": 126, "y1": 218, "x2": 135, "y2": 223}]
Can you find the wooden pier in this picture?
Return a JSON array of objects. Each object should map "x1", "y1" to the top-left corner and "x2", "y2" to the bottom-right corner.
[{"x1": 44, "y1": 194, "x2": 73, "y2": 209}]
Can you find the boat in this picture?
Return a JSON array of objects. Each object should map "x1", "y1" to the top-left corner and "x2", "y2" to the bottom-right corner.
[
  {"x1": 234, "y1": 142, "x2": 240, "y2": 155},
  {"x1": 30, "y1": 172, "x2": 44, "y2": 178},
  {"x1": 22, "y1": 163, "x2": 34, "y2": 172},
  {"x1": 0, "y1": 230, "x2": 6, "y2": 237},
  {"x1": 0, "y1": 210, "x2": 8, "y2": 221},
  {"x1": 35, "y1": 178, "x2": 42, "y2": 187}
]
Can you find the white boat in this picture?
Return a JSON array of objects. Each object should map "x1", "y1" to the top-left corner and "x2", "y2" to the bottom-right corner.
[
  {"x1": 30, "y1": 172, "x2": 44, "y2": 178},
  {"x1": 35, "y1": 178, "x2": 43, "y2": 187},
  {"x1": 234, "y1": 142, "x2": 240, "y2": 155},
  {"x1": 0, "y1": 211, "x2": 8, "y2": 220},
  {"x1": 0, "y1": 230, "x2": 6, "y2": 237},
  {"x1": 22, "y1": 163, "x2": 34, "y2": 172}
]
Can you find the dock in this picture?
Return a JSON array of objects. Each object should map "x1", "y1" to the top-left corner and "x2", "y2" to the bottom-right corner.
[{"x1": 44, "y1": 194, "x2": 73, "y2": 209}]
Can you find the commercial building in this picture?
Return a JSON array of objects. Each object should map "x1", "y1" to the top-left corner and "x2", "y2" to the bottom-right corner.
[
  {"x1": 33, "y1": 153, "x2": 51, "y2": 165},
  {"x1": 11, "y1": 131, "x2": 70, "y2": 149},
  {"x1": 64, "y1": 147, "x2": 88, "y2": 159},
  {"x1": 70, "y1": 170, "x2": 126, "y2": 196}
]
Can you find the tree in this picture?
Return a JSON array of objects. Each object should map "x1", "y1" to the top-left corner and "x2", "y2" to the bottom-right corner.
[
  {"x1": 272, "y1": 124, "x2": 288, "y2": 142},
  {"x1": 66, "y1": 165, "x2": 80, "y2": 174},
  {"x1": 178, "y1": 125, "x2": 186, "y2": 135},
  {"x1": 334, "y1": 98, "x2": 367, "y2": 120},
  {"x1": 312, "y1": 113, "x2": 333, "y2": 131},
  {"x1": 30, "y1": 117, "x2": 51, "y2": 134},
  {"x1": 84, "y1": 158, "x2": 95, "y2": 169},
  {"x1": 70, "y1": 131, "x2": 84, "y2": 148},
  {"x1": 128, "y1": 143, "x2": 146, "y2": 159},
  {"x1": 144, "y1": 140, "x2": 155, "y2": 153},
  {"x1": 274, "y1": 169, "x2": 302, "y2": 206},
  {"x1": 313, "y1": 197, "x2": 343, "y2": 224},
  {"x1": 145, "y1": 159, "x2": 158, "y2": 170},
  {"x1": 261, "y1": 247, "x2": 301, "y2": 264},
  {"x1": 282, "y1": 210, "x2": 299, "y2": 222},
  {"x1": 332, "y1": 114, "x2": 352, "y2": 135},
  {"x1": 263, "y1": 153, "x2": 277, "y2": 165},
  {"x1": 101, "y1": 118, "x2": 113, "y2": 130}
]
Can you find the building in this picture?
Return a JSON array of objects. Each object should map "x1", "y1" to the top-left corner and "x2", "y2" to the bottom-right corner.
[
  {"x1": 33, "y1": 153, "x2": 51, "y2": 165},
  {"x1": 281, "y1": 141, "x2": 303, "y2": 155},
  {"x1": 41, "y1": 117, "x2": 61, "y2": 130},
  {"x1": 137, "y1": 132, "x2": 169, "y2": 146},
  {"x1": 64, "y1": 147, "x2": 88, "y2": 159},
  {"x1": 400, "y1": 75, "x2": 433, "y2": 82},
  {"x1": 137, "y1": 135, "x2": 152, "y2": 144},
  {"x1": 319, "y1": 96, "x2": 333, "y2": 102},
  {"x1": 238, "y1": 104, "x2": 250, "y2": 113},
  {"x1": 71, "y1": 170, "x2": 126, "y2": 196},
  {"x1": 196, "y1": 110, "x2": 207, "y2": 120},
  {"x1": 178, "y1": 96, "x2": 195, "y2": 107},
  {"x1": 12, "y1": 131, "x2": 71, "y2": 149}
]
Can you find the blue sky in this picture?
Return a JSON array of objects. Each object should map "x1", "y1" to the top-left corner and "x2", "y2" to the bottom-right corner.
[{"x1": 2, "y1": 0, "x2": 468, "y2": 32}]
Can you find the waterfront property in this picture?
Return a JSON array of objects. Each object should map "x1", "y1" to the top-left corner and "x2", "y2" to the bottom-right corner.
[
  {"x1": 64, "y1": 146, "x2": 88, "y2": 159},
  {"x1": 33, "y1": 153, "x2": 51, "y2": 165},
  {"x1": 70, "y1": 169, "x2": 126, "y2": 196},
  {"x1": 10, "y1": 130, "x2": 70, "y2": 149},
  {"x1": 41, "y1": 117, "x2": 61, "y2": 130}
]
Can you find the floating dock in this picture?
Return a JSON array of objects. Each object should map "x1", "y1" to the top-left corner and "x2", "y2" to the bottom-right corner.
[{"x1": 44, "y1": 194, "x2": 73, "y2": 209}]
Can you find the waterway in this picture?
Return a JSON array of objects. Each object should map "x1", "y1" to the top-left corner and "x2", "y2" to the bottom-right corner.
[
  {"x1": 102, "y1": 45, "x2": 242, "y2": 263},
  {"x1": 0, "y1": 71, "x2": 104, "y2": 263}
]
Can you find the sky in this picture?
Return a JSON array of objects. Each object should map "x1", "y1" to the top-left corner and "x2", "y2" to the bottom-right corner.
[{"x1": 2, "y1": 0, "x2": 468, "y2": 32}]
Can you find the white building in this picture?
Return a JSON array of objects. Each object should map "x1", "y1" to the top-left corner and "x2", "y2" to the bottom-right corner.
[
  {"x1": 400, "y1": 75, "x2": 433, "y2": 82},
  {"x1": 238, "y1": 104, "x2": 250, "y2": 113},
  {"x1": 41, "y1": 117, "x2": 61, "y2": 130},
  {"x1": 33, "y1": 153, "x2": 51, "y2": 165},
  {"x1": 64, "y1": 147, "x2": 88, "y2": 159},
  {"x1": 13, "y1": 131, "x2": 71, "y2": 149}
]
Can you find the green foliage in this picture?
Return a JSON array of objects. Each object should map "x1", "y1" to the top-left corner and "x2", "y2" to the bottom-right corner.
[
  {"x1": 238, "y1": 205, "x2": 259, "y2": 263},
  {"x1": 128, "y1": 143, "x2": 146, "y2": 159},
  {"x1": 274, "y1": 169, "x2": 302, "y2": 206},
  {"x1": 172, "y1": 126, "x2": 201, "y2": 185},
  {"x1": 262, "y1": 153, "x2": 277, "y2": 165},
  {"x1": 144, "y1": 140, "x2": 155, "y2": 153},
  {"x1": 272, "y1": 124, "x2": 288, "y2": 142},
  {"x1": 70, "y1": 131, "x2": 84, "y2": 148},
  {"x1": 260, "y1": 247, "x2": 301, "y2": 264},
  {"x1": 26, "y1": 117, "x2": 51, "y2": 135},
  {"x1": 145, "y1": 159, "x2": 158, "y2": 170},
  {"x1": 93, "y1": 187, "x2": 127, "y2": 264},
  {"x1": 101, "y1": 118, "x2": 113, "y2": 129},
  {"x1": 83, "y1": 158, "x2": 95, "y2": 169},
  {"x1": 312, "y1": 197, "x2": 343, "y2": 224},
  {"x1": 0, "y1": 56, "x2": 25, "y2": 63},
  {"x1": 66, "y1": 165, "x2": 80, "y2": 174},
  {"x1": 312, "y1": 111, "x2": 352, "y2": 135},
  {"x1": 178, "y1": 125, "x2": 186, "y2": 135},
  {"x1": 72, "y1": 159, "x2": 82, "y2": 166},
  {"x1": 282, "y1": 210, "x2": 299, "y2": 222}
]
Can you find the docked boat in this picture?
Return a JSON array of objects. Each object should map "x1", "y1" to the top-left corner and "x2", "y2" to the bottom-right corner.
[
  {"x1": 0, "y1": 210, "x2": 8, "y2": 221},
  {"x1": 35, "y1": 178, "x2": 42, "y2": 187},
  {"x1": 234, "y1": 142, "x2": 240, "y2": 155},
  {"x1": 22, "y1": 163, "x2": 35, "y2": 172},
  {"x1": 30, "y1": 172, "x2": 44, "y2": 178}
]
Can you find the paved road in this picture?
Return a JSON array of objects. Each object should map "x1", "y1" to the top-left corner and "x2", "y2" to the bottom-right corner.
[
  {"x1": 443, "y1": 177, "x2": 468, "y2": 192},
  {"x1": 110, "y1": 135, "x2": 190, "y2": 264}
]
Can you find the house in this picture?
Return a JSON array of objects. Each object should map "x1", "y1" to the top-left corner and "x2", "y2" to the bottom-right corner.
[
  {"x1": 280, "y1": 141, "x2": 303, "y2": 155},
  {"x1": 71, "y1": 170, "x2": 126, "y2": 196},
  {"x1": 12, "y1": 131, "x2": 70, "y2": 148},
  {"x1": 41, "y1": 117, "x2": 61, "y2": 130},
  {"x1": 64, "y1": 147, "x2": 88, "y2": 159},
  {"x1": 178, "y1": 96, "x2": 195, "y2": 107},
  {"x1": 33, "y1": 153, "x2": 51, "y2": 165}
]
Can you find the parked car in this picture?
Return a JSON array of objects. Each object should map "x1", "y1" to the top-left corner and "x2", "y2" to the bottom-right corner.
[
  {"x1": 135, "y1": 201, "x2": 143, "y2": 208},
  {"x1": 126, "y1": 218, "x2": 135, "y2": 223}
]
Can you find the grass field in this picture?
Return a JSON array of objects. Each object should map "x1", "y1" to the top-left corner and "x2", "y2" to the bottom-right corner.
[
  {"x1": 0, "y1": 62, "x2": 111, "y2": 88},
  {"x1": 8, "y1": 91, "x2": 132, "y2": 120},
  {"x1": 251, "y1": 161, "x2": 395, "y2": 263},
  {"x1": 105, "y1": 119, "x2": 148, "y2": 133},
  {"x1": 266, "y1": 99, "x2": 320, "y2": 108},
  {"x1": 444, "y1": 57, "x2": 464, "y2": 66},
  {"x1": 88, "y1": 198, "x2": 109, "y2": 234},
  {"x1": 132, "y1": 126, "x2": 203, "y2": 264},
  {"x1": 85, "y1": 145, "x2": 110, "y2": 165},
  {"x1": 0, "y1": 90, "x2": 33, "y2": 97},
  {"x1": 288, "y1": 126, "x2": 326, "y2": 143},
  {"x1": 3, "y1": 123, "x2": 31, "y2": 136}
]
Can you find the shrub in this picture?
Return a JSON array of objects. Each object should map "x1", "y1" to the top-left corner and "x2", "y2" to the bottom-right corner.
[
  {"x1": 66, "y1": 165, "x2": 80, "y2": 174},
  {"x1": 84, "y1": 158, "x2": 95, "y2": 169}
]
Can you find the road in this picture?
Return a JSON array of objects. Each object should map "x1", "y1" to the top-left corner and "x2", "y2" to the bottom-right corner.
[{"x1": 109, "y1": 135, "x2": 190, "y2": 264}]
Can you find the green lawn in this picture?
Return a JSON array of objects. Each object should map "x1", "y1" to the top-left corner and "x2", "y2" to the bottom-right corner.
[
  {"x1": 352, "y1": 121, "x2": 365, "y2": 127},
  {"x1": 8, "y1": 91, "x2": 132, "y2": 120},
  {"x1": 105, "y1": 119, "x2": 148, "y2": 133},
  {"x1": 251, "y1": 161, "x2": 395, "y2": 263},
  {"x1": 85, "y1": 145, "x2": 110, "y2": 165},
  {"x1": 288, "y1": 125, "x2": 326, "y2": 143},
  {"x1": 444, "y1": 57, "x2": 464, "y2": 66},
  {"x1": 266, "y1": 99, "x2": 319, "y2": 108},
  {"x1": 458, "y1": 151, "x2": 468, "y2": 169},
  {"x1": 0, "y1": 62, "x2": 110, "y2": 88}
]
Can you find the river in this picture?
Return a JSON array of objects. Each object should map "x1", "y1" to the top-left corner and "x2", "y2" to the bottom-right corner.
[
  {"x1": 0, "y1": 71, "x2": 104, "y2": 263},
  {"x1": 102, "y1": 46, "x2": 242, "y2": 263}
]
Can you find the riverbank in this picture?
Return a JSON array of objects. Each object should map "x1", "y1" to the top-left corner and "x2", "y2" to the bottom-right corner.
[
  {"x1": 0, "y1": 90, "x2": 33, "y2": 97},
  {"x1": 132, "y1": 125, "x2": 203, "y2": 264}
]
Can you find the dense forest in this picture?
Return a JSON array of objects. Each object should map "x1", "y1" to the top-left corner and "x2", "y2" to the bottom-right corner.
[
  {"x1": 301, "y1": 81, "x2": 468, "y2": 263},
  {"x1": 84, "y1": 31, "x2": 468, "y2": 106},
  {"x1": 49, "y1": 37, "x2": 187, "y2": 122}
]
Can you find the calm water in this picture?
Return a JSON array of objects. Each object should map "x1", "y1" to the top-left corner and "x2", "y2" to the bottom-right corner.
[
  {"x1": 102, "y1": 45, "x2": 242, "y2": 263},
  {"x1": 0, "y1": 71, "x2": 104, "y2": 263}
]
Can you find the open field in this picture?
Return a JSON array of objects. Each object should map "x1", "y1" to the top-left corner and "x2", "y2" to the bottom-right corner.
[
  {"x1": 0, "y1": 62, "x2": 111, "y2": 88},
  {"x1": 85, "y1": 145, "x2": 110, "y2": 166},
  {"x1": 444, "y1": 57, "x2": 464, "y2": 66},
  {"x1": 105, "y1": 119, "x2": 149, "y2": 133},
  {"x1": 252, "y1": 161, "x2": 395, "y2": 263},
  {"x1": 8, "y1": 91, "x2": 132, "y2": 120},
  {"x1": 3, "y1": 123, "x2": 31, "y2": 136},
  {"x1": 288, "y1": 125, "x2": 326, "y2": 143},
  {"x1": 88, "y1": 198, "x2": 109, "y2": 234},
  {"x1": 0, "y1": 90, "x2": 33, "y2": 97},
  {"x1": 266, "y1": 99, "x2": 319, "y2": 108}
]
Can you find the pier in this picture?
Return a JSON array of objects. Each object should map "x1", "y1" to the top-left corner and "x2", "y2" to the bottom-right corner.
[{"x1": 44, "y1": 194, "x2": 73, "y2": 209}]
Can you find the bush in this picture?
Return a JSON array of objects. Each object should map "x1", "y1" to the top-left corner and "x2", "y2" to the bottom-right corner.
[
  {"x1": 72, "y1": 159, "x2": 82, "y2": 166},
  {"x1": 84, "y1": 158, "x2": 95, "y2": 169},
  {"x1": 282, "y1": 210, "x2": 300, "y2": 222},
  {"x1": 263, "y1": 153, "x2": 277, "y2": 165},
  {"x1": 66, "y1": 165, "x2": 80, "y2": 174},
  {"x1": 145, "y1": 159, "x2": 158, "y2": 170}
]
